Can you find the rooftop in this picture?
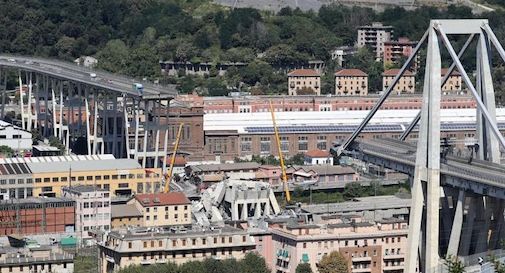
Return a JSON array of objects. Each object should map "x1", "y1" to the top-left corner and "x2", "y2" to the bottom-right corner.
[
  {"x1": 304, "y1": 149, "x2": 330, "y2": 158},
  {"x1": 191, "y1": 162, "x2": 260, "y2": 172},
  {"x1": 382, "y1": 69, "x2": 416, "y2": 77},
  {"x1": 134, "y1": 192, "x2": 190, "y2": 207},
  {"x1": 0, "y1": 154, "x2": 144, "y2": 174},
  {"x1": 107, "y1": 225, "x2": 248, "y2": 241},
  {"x1": 334, "y1": 69, "x2": 368, "y2": 77},
  {"x1": 288, "y1": 69, "x2": 321, "y2": 77},
  {"x1": 0, "y1": 197, "x2": 74, "y2": 206},
  {"x1": 441, "y1": 68, "x2": 461, "y2": 76},
  {"x1": 111, "y1": 204, "x2": 142, "y2": 218},
  {"x1": 203, "y1": 108, "x2": 502, "y2": 134},
  {"x1": 289, "y1": 165, "x2": 355, "y2": 176},
  {"x1": 302, "y1": 195, "x2": 411, "y2": 215},
  {"x1": 62, "y1": 185, "x2": 108, "y2": 194}
]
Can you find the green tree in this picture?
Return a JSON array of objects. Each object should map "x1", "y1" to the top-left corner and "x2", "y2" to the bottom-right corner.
[
  {"x1": 238, "y1": 252, "x2": 270, "y2": 273},
  {"x1": 0, "y1": 146, "x2": 14, "y2": 157},
  {"x1": 48, "y1": 136, "x2": 65, "y2": 153},
  {"x1": 444, "y1": 255, "x2": 465, "y2": 273},
  {"x1": 317, "y1": 251, "x2": 349, "y2": 273},
  {"x1": 296, "y1": 263, "x2": 313, "y2": 273},
  {"x1": 96, "y1": 40, "x2": 129, "y2": 74},
  {"x1": 343, "y1": 182, "x2": 365, "y2": 200}
]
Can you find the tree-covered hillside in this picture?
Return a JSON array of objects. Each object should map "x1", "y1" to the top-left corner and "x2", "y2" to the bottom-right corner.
[{"x1": 2, "y1": 0, "x2": 505, "y2": 96}]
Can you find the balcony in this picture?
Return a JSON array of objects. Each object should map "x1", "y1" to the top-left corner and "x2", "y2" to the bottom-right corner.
[
  {"x1": 352, "y1": 256, "x2": 372, "y2": 262},
  {"x1": 383, "y1": 253, "x2": 404, "y2": 260},
  {"x1": 352, "y1": 267, "x2": 372, "y2": 273},
  {"x1": 383, "y1": 265, "x2": 404, "y2": 271}
]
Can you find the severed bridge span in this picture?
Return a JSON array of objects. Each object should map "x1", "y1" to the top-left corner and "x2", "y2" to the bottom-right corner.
[
  {"x1": 0, "y1": 55, "x2": 178, "y2": 171},
  {"x1": 333, "y1": 19, "x2": 505, "y2": 272}
]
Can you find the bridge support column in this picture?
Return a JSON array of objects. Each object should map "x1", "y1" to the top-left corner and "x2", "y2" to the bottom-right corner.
[
  {"x1": 405, "y1": 24, "x2": 442, "y2": 273},
  {"x1": 447, "y1": 190, "x2": 465, "y2": 256},
  {"x1": 489, "y1": 199, "x2": 504, "y2": 249}
]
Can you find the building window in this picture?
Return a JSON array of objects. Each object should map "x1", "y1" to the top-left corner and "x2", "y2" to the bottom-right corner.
[
  {"x1": 128, "y1": 242, "x2": 132, "y2": 249},
  {"x1": 298, "y1": 136, "x2": 308, "y2": 151},
  {"x1": 280, "y1": 136, "x2": 289, "y2": 152},
  {"x1": 240, "y1": 137, "x2": 252, "y2": 152},
  {"x1": 317, "y1": 135, "x2": 327, "y2": 150},
  {"x1": 260, "y1": 137, "x2": 270, "y2": 153}
]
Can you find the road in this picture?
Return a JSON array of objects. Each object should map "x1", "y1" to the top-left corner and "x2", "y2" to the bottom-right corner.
[{"x1": 0, "y1": 55, "x2": 177, "y2": 99}]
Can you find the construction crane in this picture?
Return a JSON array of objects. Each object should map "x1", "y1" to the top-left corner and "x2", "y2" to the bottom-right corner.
[
  {"x1": 269, "y1": 100, "x2": 291, "y2": 203},
  {"x1": 163, "y1": 122, "x2": 184, "y2": 193}
]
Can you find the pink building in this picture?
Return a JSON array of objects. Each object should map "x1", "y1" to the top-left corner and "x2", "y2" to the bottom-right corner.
[
  {"x1": 383, "y1": 38, "x2": 418, "y2": 66},
  {"x1": 268, "y1": 215, "x2": 408, "y2": 273},
  {"x1": 175, "y1": 94, "x2": 476, "y2": 114},
  {"x1": 62, "y1": 185, "x2": 111, "y2": 240}
]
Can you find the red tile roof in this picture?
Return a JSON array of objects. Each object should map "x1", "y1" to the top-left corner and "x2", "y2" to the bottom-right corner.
[
  {"x1": 382, "y1": 69, "x2": 415, "y2": 77},
  {"x1": 135, "y1": 192, "x2": 190, "y2": 207},
  {"x1": 441, "y1": 68, "x2": 461, "y2": 76},
  {"x1": 288, "y1": 69, "x2": 321, "y2": 77},
  {"x1": 305, "y1": 149, "x2": 330, "y2": 158},
  {"x1": 165, "y1": 156, "x2": 187, "y2": 166},
  {"x1": 335, "y1": 69, "x2": 368, "y2": 77}
]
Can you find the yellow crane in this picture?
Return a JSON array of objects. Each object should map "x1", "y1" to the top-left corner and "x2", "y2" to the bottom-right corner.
[
  {"x1": 164, "y1": 122, "x2": 184, "y2": 193},
  {"x1": 269, "y1": 100, "x2": 291, "y2": 202}
]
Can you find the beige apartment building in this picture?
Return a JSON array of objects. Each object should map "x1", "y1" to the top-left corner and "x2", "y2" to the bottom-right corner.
[
  {"x1": 382, "y1": 69, "x2": 416, "y2": 93},
  {"x1": 335, "y1": 69, "x2": 368, "y2": 96},
  {"x1": 287, "y1": 69, "x2": 321, "y2": 96},
  {"x1": 442, "y1": 68, "x2": 463, "y2": 93},
  {"x1": 128, "y1": 192, "x2": 191, "y2": 227},
  {"x1": 99, "y1": 225, "x2": 256, "y2": 273}
]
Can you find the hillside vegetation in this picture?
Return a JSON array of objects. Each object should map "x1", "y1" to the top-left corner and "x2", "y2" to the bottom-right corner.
[{"x1": 3, "y1": 1, "x2": 505, "y2": 96}]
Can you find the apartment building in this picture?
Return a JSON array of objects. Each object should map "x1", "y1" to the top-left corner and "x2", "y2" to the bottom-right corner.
[
  {"x1": 335, "y1": 69, "x2": 368, "y2": 96},
  {"x1": 357, "y1": 22, "x2": 394, "y2": 58},
  {"x1": 128, "y1": 192, "x2": 191, "y2": 227},
  {"x1": 111, "y1": 204, "x2": 143, "y2": 229},
  {"x1": 287, "y1": 69, "x2": 321, "y2": 96},
  {"x1": 7, "y1": 154, "x2": 163, "y2": 197},
  {"x1": 62, "y1": 185, "x2": 111, "y2": 239},
  {"x1": 99, "y1": 225, "x2": 256, "y2": 273},
  {"x1": 0, "y1": 245, "x2": 74, "y2": 273},
  {"x1": 0, "y1": 197, "x2": 75, "y2": 236},
  {"x1": 331, "y1": 46, "x2": 358, "y2": 67},
  {"x1": 441, "y1": 68, "x2": 463, "y2": 93},
  {"x1": 382, "y1": 69, "x2": 416, "y2": 93},
  {"x1": 270, "y1": 216, "x2": 408, "y2": 273},
  {"x1": 383, "y1": 38, "x2": 417, "y2": 66},
  {"x1": 0, "y1": 121, "x2": 32, "y2": 152}
]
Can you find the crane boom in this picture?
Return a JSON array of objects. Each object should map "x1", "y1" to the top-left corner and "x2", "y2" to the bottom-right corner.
[
  {"x1": 269, "y1": 100, "x2": 291, "y2": 202},
  {"x1": 164, "y1": 123, "x2": 184, "y2": 193}
]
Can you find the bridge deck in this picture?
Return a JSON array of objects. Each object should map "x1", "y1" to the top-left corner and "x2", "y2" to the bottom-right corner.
[
  {"x1": 352, "y1": 138, "x2": 505, "y2": 190},
  {"x1": 0, "y1": 56, "x2": 177, "y2": 99}
]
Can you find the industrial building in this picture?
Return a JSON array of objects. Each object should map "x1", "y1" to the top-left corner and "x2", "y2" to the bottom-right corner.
[
  {"x1": 0, "y1": 197, "x2": 75, "y2": 236},
  {"x1": 202, "y1": 108, "x2": 505, "y2": 161},
  {"x1": 99, "y1": 225, "x2": 256, "y2": 273},
  {"x1": 0, "y1": 154, "x2": 162, "y2": 198}
]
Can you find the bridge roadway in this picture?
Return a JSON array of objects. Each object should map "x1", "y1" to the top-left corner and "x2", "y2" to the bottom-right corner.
[
  {"x1": 347, "y1": 138, "x2": 505, "y2": 199},
  {"x1": 0, "y1": 55, "x2": 177, "y2": 99}
]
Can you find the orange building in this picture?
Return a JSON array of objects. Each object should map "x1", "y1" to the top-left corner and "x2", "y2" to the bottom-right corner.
[{"x1": 287, "y1": 69, "x2": 321, "y2": 96}]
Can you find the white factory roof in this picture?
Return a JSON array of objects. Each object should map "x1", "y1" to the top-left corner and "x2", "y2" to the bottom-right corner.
[
  {"x1": 204, "y1": 108, "x2": 505, "y2": 133},
  {"x1": 0, "y1": 154, "x2": 143, "y2": 174}
]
